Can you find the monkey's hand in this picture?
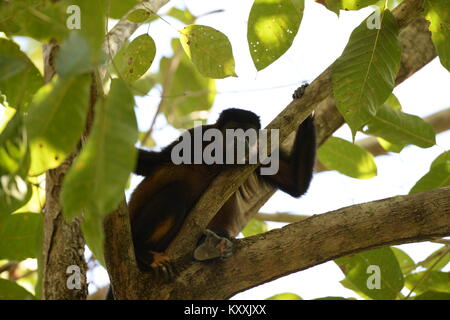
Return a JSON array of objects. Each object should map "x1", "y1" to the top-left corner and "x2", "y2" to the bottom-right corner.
[{"x1": 194, "y1": 229, "x2": 233, "y2": 261}]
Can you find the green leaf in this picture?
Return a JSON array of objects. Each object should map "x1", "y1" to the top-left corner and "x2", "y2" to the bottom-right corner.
[
  {"x1": 391, "y1": 247, "x2": 416, "y2": 275},
  {"x1": 414, "y1": 291, "x2": 450, "y2": 300},
  {"x1": 113, "y1": 34, "x2": 156, "y2": 82},
  {"x1": 107, "y1": 0, "x2": 139, "y2": 19},
  {"x1": 424, "y1": 0, "x2": 450, "y2": 71},
  {"x1": 61, "y1": 79, "x2": 137, "y2": 220},
  {"x1": 409, "y1": 151, "x2": 450, "y2": 194},
  {"x1": 55, "y1": 32, "x2": 93, "y2": 77},
  {"x1": 0, "y1": 175, "x2": 32, "y2": 216},
  {"x1": 267, "y1": 293, "x2": 302, "y2": 300},
  {"x1": 405, "y1": 271, "x2": 450, "y2": 295},
  {"x1": 364, "y1": 105, "x2": 436, "y2": 148},
  {"x1": 81, "y1": 214, "x2": 105, "y2": 267},
  {"x1": 167, "y1": 7, "x2": 195, "y2": 25},
  {"x1": 377, "y1": 137, "x2": 404, "y2": 153},
  {"x1": 420, "y1": 246, "x2": 450, "y2": 271},
  {"x1": 160, "y1": 40, "x2": 216, "y2": 129},
  {"x1": 77, "y1": 0, "x2": 107, "y2": 64},
  {"x1": 335, "y1": 247, "x2": 404, "y2": 300},
  {"x1": 316, "y1": 0, "x2": 381, "y2": 14},
  {"x1": 126, "y1": 9, "x2": 156, "y2": 23},
  {"x1": 0, "y1": 212, "x2": 42, "y2": 260},
  {"x1": 0, "y1": 279, "x2": 35, "y2": 300},
  {"x1": 332, "y1": 9, "x2": 401, "y2": 136},
  {"x1": 26, "y1": 75, "x2": 91, "y2": 176},
  {"x1": 0, "y1": 112, "x2": 32, "y2": 215},
  {"x1": 132, "y1": 74, "x2": 156, "y2": 96},
  {"x1": 179, "y1": 25, "x2": 236, "y2": 79},
  {"x1": 0, "y1": 112, "x2": 29, "y2": 176},
  {"x1": 0, "y1": 39, "x2": 44, "y2": 109},
  {"x1": 431, "y1": 150, "x2": 450, "y2": 168},
  {"x1": 0, "y1": 0, "x2": 69, "y2": 41},
  {"x1": 247, "y1": 0, "x2": 304, "y2": 71},
  {"x1": 314, "y1": 296, "x2": 354, "y2": 300},
  {"x1": 241, "y1": 219, "x2": 268, "y2": 237},
  {"x1": 317, "y1": 137, "x2": 377, "y2": 179},
  {"x1": 341, "y1": 0, "x2": 381, "y2": 10}
]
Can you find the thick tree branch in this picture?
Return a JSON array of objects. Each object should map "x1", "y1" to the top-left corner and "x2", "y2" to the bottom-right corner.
[
  {"x1": 166, "y1": 186, "x2": 450, "y2": 299},
  {"x1": 166, "y1": 0, "x2": 435, "y2": 259}
]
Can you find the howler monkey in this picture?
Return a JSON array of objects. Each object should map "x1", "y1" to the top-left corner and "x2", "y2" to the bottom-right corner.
[{"x1": 128, "y1": 85, "x2": 316, "y2": 276}]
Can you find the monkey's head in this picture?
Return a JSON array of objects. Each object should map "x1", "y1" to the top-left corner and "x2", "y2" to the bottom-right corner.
[{"x1": 216, "y1": 108, "x2": 261, "y2": 131}]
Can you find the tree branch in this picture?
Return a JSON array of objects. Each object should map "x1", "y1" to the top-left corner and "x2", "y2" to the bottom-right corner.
[
  {"x1": 315, "y1": 107, "x2": 450, "y2": 172},
  {"x1": 165, "y1": 186, "x2": 450, "y2": 299}
]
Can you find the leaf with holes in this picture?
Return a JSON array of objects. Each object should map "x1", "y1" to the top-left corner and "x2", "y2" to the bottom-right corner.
[
  {"x1": 332, "y1": 9, "x2": 401, "y2": 136},
  {"x1": 248, "y1": 0, "x2": 304, "y2": 71},
  {"x1": 179, "y1": 25, "x2": 236, "y2": 79}
]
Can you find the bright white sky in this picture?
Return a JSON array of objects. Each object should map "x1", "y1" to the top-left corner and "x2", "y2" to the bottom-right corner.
[{"x1": 12, "y1": 0, "x2": 449, "y2": 299}]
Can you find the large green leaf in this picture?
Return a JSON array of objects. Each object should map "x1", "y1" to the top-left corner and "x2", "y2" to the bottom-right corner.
[
  {"x1": 0, "y1": 212, "x2": 43, "y2": 260},
  {"x1": 77, "y1": 0, "x2": 107, "y2": 64},
  {"x1": 335, "y1": 247, "x2": 404, "y2": 300},
  {"x1": 391, "y1": 247, "x2": 416, "y2": 275},
  {"x1": 160, "y1": 40, "x2": 216, "y2": 129},
  {"x1": 364, "y1": 105, "x2": 436, "y2": 148},
  {"x1": 0, "y1": 279, "x2": 35, "y2": 300},
  {"x1": 409, "y1": 151, "x2": 450, "y2": 194},
  {"x1": 424, "y1": 0, "x2": 450, "y2": 71},
  {"x1": 267, "y1": 293, "x2": 302, "y2": 300},
  {"x1": 0, "y1": 0, "x2": 69, "y2": 41},
  {"x1": 113, "y1": 34, "x2": 156, "y2": 82},
  {"x1": 332, "y1": 9, "x2": 401, "y2": 136},
  {"x1": 317, "y1": 137, "x2": 377, "y2": 179},
  {"x1": 107, "y1": 0, "x2": 139, "y2": 19},
  {"x1": 0, "y1": 39, "x2": 44, "y2": 109},
  {"x1": 179, "y1": 24, "x2": 236, "y2": 79},
  {"x1": 55, "y1": 32, "x2": 94, "y2": 78},
  {"x1": 0, "y1": 111, "x2": 32, "y2": 215},
  {"x1": 405, "y1": 271, "x2": 450, "y2": 295},
  {"x1": 247, "y1": 0, "x2": 304, "y2": 71},
  {"x1": 61, "y1": 79, "x2": 137, "y2": 220},
  {"x1": 26, "y1": 75, "x2": 91, "y2": 176}
]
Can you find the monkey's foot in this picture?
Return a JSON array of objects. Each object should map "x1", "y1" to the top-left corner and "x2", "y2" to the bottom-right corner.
[
  {"x1": 194, "y1": 229, "x2": 234, "y2": 261},
  {"x1": 148, "y1": 251, "x2": 178, "y2": 281},
  {"x1": 292, "y1": 83, "x2": 309, "y2": 100}
]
